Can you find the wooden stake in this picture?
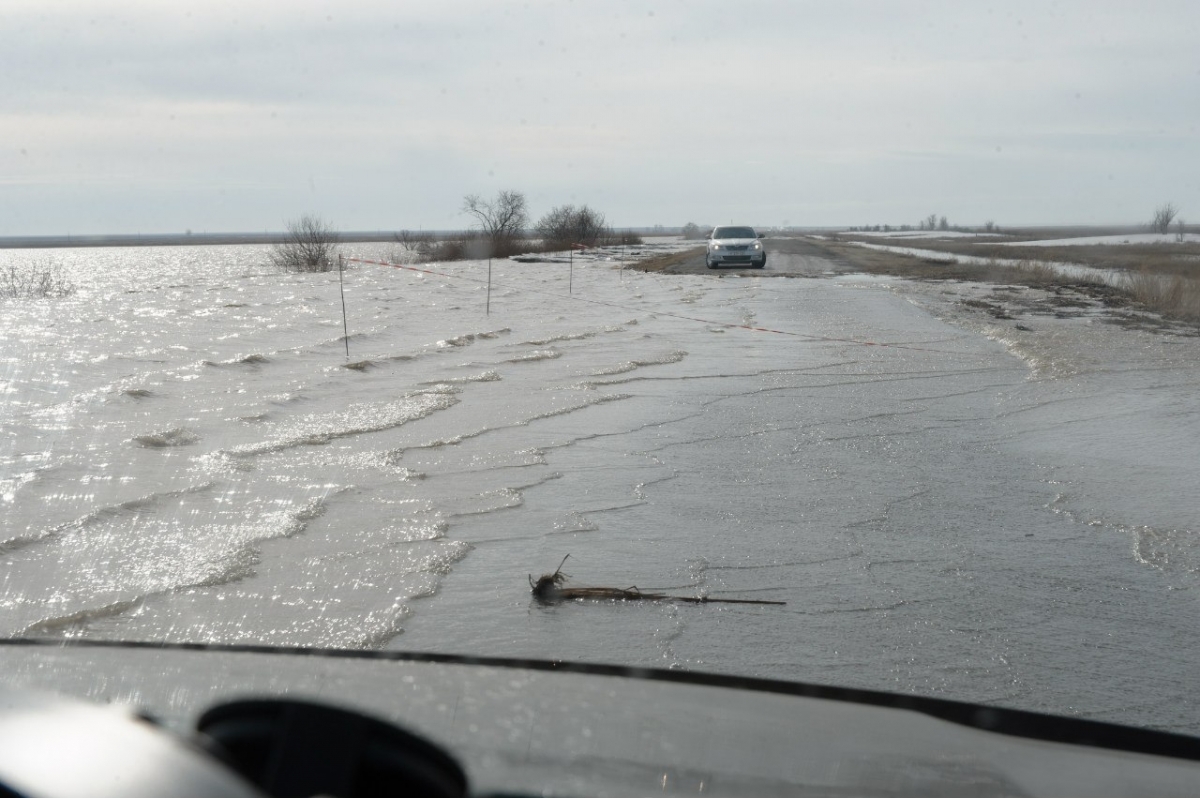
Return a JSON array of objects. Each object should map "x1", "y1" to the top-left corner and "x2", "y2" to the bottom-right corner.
[{"x1": 338, "y1": 254, "x2": 349, "y2": 358}]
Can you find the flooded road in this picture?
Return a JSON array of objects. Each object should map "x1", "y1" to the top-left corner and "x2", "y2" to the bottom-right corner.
[
  {"x1": 2, "y1": 243, "x2": 1198, "y2": 732},
  {"x1": 397, "y1": 264, "x2": 1200, "y2": 733},
  {"x1": 650, "y1": 237, "x2": 863, "y2": 277}
]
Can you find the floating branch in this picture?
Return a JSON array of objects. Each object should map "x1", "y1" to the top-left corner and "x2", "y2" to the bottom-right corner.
[{"x1": 529, "y1": 555, "x2": 785, "y2": 606}]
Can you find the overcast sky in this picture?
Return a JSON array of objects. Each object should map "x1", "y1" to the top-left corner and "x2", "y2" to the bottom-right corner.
[{"x1": 3, "y1": 0, "x2": 1198, "y2": 235}]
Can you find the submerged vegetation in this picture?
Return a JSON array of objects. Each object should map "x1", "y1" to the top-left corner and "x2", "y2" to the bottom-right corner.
[
  {"x1": 461, "y1": 189, "x2": 529, "y2": 258},
  {"x1": 268, "y1": 214, "x2": 340, "y2": 273},
  {"x1": 534, "y1": 204, "x2": 609, "y2": 250},
  {"x1": 1, "y1": 259, "x2": 76, "y2": 299},
  {"x1": 391, "y1": 192, "x2": 642, "y2": 265}
]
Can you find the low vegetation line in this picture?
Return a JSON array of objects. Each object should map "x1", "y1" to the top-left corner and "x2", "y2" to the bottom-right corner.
[
  {"x1": 839, "y1": 236, "x2": 1200, "y2": 278},
  {"x1": 805, "y1": 237, "x2": 1200, "y2": 324}
]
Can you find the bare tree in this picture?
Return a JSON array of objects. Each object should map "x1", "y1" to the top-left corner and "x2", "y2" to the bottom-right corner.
[
  {"x1": 535, "y1": 204, "x2": 608, "y2": 250},
  {"x1": 681, "y1": 222, "x2": 707, "y2": 240},
  {"x1": 1151, "y1": 202, "x2": 1180, "y2": 234},
  {"x1": 923, "y1": 213, "x2": 938, "y2": 231},
  {"x1": 938, "y1": 215, "x2": 949, "y2": 231},
  {"x1": 269, "y1": 214, "x2": 340, "y2": 272},
  {"x1": 462, "y1": 190, "x2": 528, "y2": 257},
  {"x1": 1177, "y1": 218, "x2": 1187, "y2": 243}
]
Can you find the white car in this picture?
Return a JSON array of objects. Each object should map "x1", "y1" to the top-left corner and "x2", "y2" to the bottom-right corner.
[{"x1": 706, "y1": 225, "x2": 766, "y2": 269}]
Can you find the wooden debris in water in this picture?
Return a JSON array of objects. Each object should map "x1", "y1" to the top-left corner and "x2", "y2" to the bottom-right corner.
[{"x1": 529, "y1": 555, "x2": 785, "y2": 606}]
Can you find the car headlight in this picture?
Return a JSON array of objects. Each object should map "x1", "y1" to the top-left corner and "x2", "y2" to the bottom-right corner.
[
  {"x1": 710, "y1": 244, "x2": 720, "y2": 250},
  {"x1": 753, "y1": 243, "x2": 761, "y2": 250}
]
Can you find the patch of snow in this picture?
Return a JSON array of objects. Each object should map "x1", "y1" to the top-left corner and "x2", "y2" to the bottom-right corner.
[
  {"x1": 851, "y1": 230, "x2": 1007, "y2": 239},
  {"x1": 1000, "y1": 233, "x2": 1200, "y2": 247},
  {"x1": 849, "y1": 241, "x2": 1119, "y2": 285}
]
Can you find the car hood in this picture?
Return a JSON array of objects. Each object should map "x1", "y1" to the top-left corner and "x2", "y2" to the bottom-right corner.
[{"x1": 1, "y1": 641, "x2": 1199, "y2": 798}]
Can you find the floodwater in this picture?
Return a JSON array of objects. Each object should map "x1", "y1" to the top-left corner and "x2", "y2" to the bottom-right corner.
[{"x1": 2, "y1": 242, "x2": 1199, "y2": 733}]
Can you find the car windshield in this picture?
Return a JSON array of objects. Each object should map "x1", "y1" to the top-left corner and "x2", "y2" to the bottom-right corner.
[
  {"x1": 712, "y1": 227, "x2": 757, "y2": 239},
  {"x1": 2, "y1": 1, "x2": 1200, "y2": 789}
]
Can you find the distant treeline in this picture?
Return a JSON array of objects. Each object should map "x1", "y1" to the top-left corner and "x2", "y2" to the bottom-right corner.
[
  {"x1": 0, "y1": 227, "x2": 684, "y2": 250},
  {"x1": 0, "y1": 231, "x2": 434, "y2": 249}
]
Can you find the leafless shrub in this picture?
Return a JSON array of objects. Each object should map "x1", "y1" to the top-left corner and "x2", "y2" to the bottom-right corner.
[
  {"x1": 462, "y1": 190, "x2": 529, "y2": 257},
  {"x1": 1, "y1": 259, "x2": 76, "y2": 299},
  {"x1": 681, "y1": 222, "x2": 709, "y2": 240},
  {"x1": 389, "y1": 233, "x2": 418, "y2": 264},
  {"x1": 1151, "y1": 202, "x2": 1180, "y2": 234},
  {"x1": 390, "y1": 230, "x2": 435, "y2": 263},
  {"x1": 1009, "y1": 260, "x2": 1065, "y2": 285},
  {"x1": 269, "y1": 215, "x2": 340, "y2": 272},
  {"x1": 535, "y1": 204, "x2": 609, "y2": 250},
  {"x1": 1176, "y1": 218, "x2": 1187, "y2": 243}
]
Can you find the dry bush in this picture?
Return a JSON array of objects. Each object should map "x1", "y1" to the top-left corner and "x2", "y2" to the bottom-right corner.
[
  {"x1": 269, "y1": 215, "x2": 340, "y2": 272},
  {"x1": 535, "y1": 204, "x2": 608, "y2": 250},
  {"x1": 422, "y1": 237, "x2": 483, "y2": 262},
  {"x1": 535, "y1": 204, "x2": 642, "y2": 250},
  {"x1": 1121, "y1": 266, "x2": 1200, "y2": 320},
  {"x1": 968, "y1": 259, "x2": 1106, "y2": 289},
  {"x1": 1, "y1": 259, "x2": 76, "y2": 299},
  {"x1": 1009, "y1": 260, "x2": 1068, "y2": 285}
]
